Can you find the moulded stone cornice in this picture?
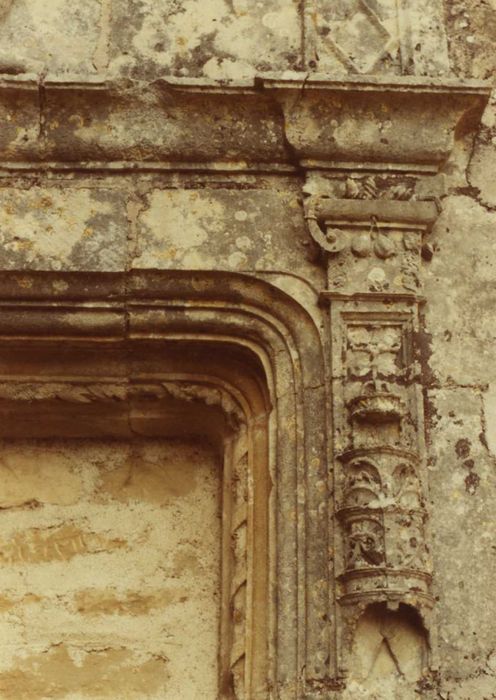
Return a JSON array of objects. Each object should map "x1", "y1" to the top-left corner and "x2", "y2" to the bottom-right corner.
[
  {"x1": 311, "y1": 198, "x2": 439, "y2": 229},
  {"x1": 260, "y1": 72, "x2": 490, "y2": 94},
  {"x1": 262, "y1": 74, "x2": 491, "y2": 172},
  {"x1": 0, "y1": 73, "x2": 489, "y2": 171},
  {"x1": 337, "y1": 445, "x2": 419, "y2": 462},
  {"x1": 0, "y1": 306, "x2": 126, "y2": 339}
]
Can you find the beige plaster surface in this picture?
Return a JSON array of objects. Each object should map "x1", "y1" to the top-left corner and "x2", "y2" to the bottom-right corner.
[{"x1": 0, "y1": 438, "x2": 222, "y2": 699}]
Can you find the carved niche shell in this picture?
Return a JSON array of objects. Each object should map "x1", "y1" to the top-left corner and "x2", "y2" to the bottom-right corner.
[{"x1": 344, "y1": 461, "x2": 382, "y2": 508}]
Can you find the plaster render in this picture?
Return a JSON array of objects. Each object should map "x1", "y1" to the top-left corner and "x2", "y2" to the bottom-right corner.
[
  {"x1": 0, "y1": 439, "x2": 222, "y2": 699},
  {"x1": 0, "y1": 1, "x2": 494, "y2": 699}
]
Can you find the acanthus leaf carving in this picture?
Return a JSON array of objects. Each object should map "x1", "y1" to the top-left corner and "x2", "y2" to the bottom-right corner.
[
  {"x1": 338, "y1": 441, "x2": 430, "y2": 608},
  {"x1": 341, "y1": 450, "x2": 422, "y2": 512},
  {"x1": 0, "y1": 380, "x2": 246, "y2": 429}
]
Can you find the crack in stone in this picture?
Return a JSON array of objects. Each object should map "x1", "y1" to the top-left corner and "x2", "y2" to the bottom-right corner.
[{"x1": 93, "y1": 0, "x2": 113, "y2": 74}]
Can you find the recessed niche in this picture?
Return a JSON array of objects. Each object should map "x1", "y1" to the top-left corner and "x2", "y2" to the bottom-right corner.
[{"x1": 349, "y1": 602, "x2": 429, "y2": 693}]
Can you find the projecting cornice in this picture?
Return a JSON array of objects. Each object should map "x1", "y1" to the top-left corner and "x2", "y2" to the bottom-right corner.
[
  {"x1": 0, "y1": 73, "x2": 490, "y2": 173},
  {"x1": 262, "y1": 74, "x2": 490, "y2": 173}
]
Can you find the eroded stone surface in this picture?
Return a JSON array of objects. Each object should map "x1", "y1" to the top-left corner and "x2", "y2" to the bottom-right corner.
[
  {"x1": 135, "y1": 187, "x2": 316, "y2": 277},
  {"x1": 110, "y1": 0, "x2": 301, "y2": 79},
  {"x1": 0, "y1": 188, "x2": 127, "y2": 272},
  {"x1": 0, "y1": 1, "x2": 493, "y2": 698},
  {"x1": 0, "y1": 1, "x2": 102, "y2": 75},
  {"x1": 346, "y1": 604, "x2": 428, "y2": 700},
  {"x1": 0, "y1": 0, "x2": 452, "y2": 78},
  {"x1": 0, "y1": 438, "x2": 222, "y2": 700}
]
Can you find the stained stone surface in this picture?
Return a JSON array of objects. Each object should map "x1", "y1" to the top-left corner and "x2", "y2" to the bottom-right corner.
[
  {"x1": 0, "y1": 188, "x2": 128, "y2": 271},
  {"x1": 0, "y1": 439, "x2": 222, "y2": 700},
  {"x1": 422, "y1": 6, "x2": 496, "y2": 697},
  {"x1": 0, "y1": 0, "x2": 451, "y2": 78},
  {"x1": 0, "y1": 0, "x2": 103, "y2": 75},
  {"x1": 110, "y1": 0, "x2": 302, "y2": 79},
  {"x1": 0, "y1": 1, "x2": 494, "y2": 699}
]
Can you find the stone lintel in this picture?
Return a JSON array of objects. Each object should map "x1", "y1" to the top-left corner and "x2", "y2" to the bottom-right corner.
[{"x1": 0, "y1": 73, "x2": 489, "y2": 171}]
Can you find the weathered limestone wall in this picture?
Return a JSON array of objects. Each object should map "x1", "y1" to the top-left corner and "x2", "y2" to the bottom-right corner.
[
  {"x1": 0, "y1": 0, "x2": 450, "y2": 78},
  {"x1": 419, "y1": 4, "x2": 496, "y2": 698},
  {"x1": 0, "y1": 1, "x2": 494, "y2": 698},
  {"x1": 0, "y1": 438, "x2": 221, "y2": 699},
  {"x1": 0, "y1": 182, "x2": 319, "y2": 286}
]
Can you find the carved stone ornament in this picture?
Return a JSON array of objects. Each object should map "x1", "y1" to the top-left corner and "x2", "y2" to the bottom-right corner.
[
  {"x1": 304, "y1": 196, "x2": 439, "y2": 294},
  {"x1": 301, "y1": 0, "x2": 450, "y2": 76},
  {"x1": 347, "y1": 387, "x2": 405, "y2": 424},
  {"x1": 288, "y1": 76, "x2": 491, "y2": 686},
  {"x1": 338, "y1": 447, "x2": 430, "y2": 602},
  {"x1": 0, "y1": 63, "x2": 489, "y2": 697}
]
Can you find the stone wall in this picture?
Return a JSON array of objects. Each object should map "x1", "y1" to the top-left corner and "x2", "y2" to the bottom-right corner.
[
  {"x1": 0, "y1": 0, "x2": 451, "y2": 78},
  {"x1": 421, "y1": 3, "x2": 496, "y2": 698},
  {"x1": 0, "y1": 1, "x2": 494, "y2": 699}
]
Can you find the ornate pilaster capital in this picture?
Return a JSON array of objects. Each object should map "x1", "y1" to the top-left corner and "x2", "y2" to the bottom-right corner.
[
  {"x1": 264, "y1": 75, "x2": 490, "y2": 300},
  {"x1": 304, "y1": 193, "x2": 439, "y2": 295}
]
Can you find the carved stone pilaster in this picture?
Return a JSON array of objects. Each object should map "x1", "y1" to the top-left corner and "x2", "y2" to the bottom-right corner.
[
  {"x1": 278, "y1": 76, "x2": 492, "y2": 689},
  {"x1": 304, "y1": 188, "x2": 438, "y2": 679}
]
